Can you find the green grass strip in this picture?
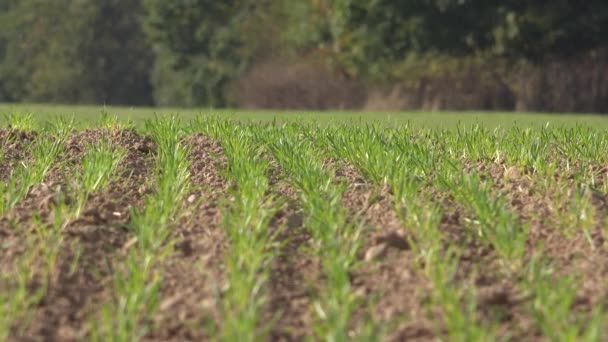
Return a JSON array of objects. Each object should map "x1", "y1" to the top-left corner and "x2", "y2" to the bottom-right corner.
[{"x1": 199, "y1": 118, "x2": 277, "y2": 341}]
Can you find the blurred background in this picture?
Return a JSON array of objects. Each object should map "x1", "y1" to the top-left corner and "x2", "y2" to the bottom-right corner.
[{"x1": 0, "y1": 0, "x2": 606, "y2": 113}]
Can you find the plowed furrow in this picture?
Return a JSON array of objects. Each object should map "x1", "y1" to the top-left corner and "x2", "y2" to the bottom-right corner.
[
  {"x1": 144, "y1": 134, "x2": 227, "y2": 341},
  {"x1": 265, "y1": 176, "x2": 317, "y2": 341},
  {"x1": 334, "y1": 162, "x2": 435, "y2": 341}
]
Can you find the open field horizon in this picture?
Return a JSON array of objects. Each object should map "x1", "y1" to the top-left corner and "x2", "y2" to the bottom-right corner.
[{"x1": 1, "y1": 103, "x2": 608, "y2": 130}]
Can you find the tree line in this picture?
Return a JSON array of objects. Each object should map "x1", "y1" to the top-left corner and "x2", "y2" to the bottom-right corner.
[{"x1": 0, "y1": 0, "x2": 607, "y2": 111}]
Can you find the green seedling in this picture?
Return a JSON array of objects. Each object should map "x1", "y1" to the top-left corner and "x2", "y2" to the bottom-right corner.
[
  {"x1": 1, "y1": 132, "x2": 67, "y2": 214},
  {"x1": 262, "y1": 122, "x2": 372, "y2": 341},
  {"x1": 91, "y1": 250, "x2": 163, "y2": 342},
  {"x1": 0, "y1": 196, "x2": 70, "y2": 339},
  {"x1": 455, "y1": 124, "x2": 501, "y2": 163},
  {"x1": 204, "y1": 121, "x2": 277, "y2": 341},
  {"x1": 94, "y1": 116, "x2": 190, "y2": 341},
  {"x1": 523, "y1": 257, "x2": 604, "y2": 341},
  {"x1": 0, "y1": 239, "x2": 46, "y2": 340},
  {"x1": 3, "y1": 112, "x2": 35, "y2": 131},
  {"x1": 99, "y1": 110, "x2": 134, "y2": 131},
  {"x1": 504, "y1": 126, "x2": 552, "y2": 174},
  {"x1": 427, "y1": 249, "x2": 495, "y2": 342},
  {"x1": 444, "y1": 171, "x2": 527, "y2": 268},
  {"x1": 326, "y1": 124, "x2": 395, "y2": 185},
  {"x1": 552, "y1": 184, "x2": 597, "y2": 247},
  {"x1": 74, "y1": 137, "x2": 126, "y2": 216}
]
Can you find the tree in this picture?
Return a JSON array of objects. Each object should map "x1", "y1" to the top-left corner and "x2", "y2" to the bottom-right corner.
[
  {"x1": 0, "y1": 0, "x2": 153, "y2": 105},
  {"x1": 303, "y1": 0, "x2": 508, "y2": 77},
  {"x1": 281, "y1": 0, "x2": 608, "y2": 78},
  {"x1": 143, "y1": 0, "x2": 255, "y2": 107},
  {"x1": 492, "y1": 0, "x2": 608, "y2": 61}
]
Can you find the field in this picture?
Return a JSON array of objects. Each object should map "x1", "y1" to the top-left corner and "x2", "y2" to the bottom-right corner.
[
  {"x1": 1, "y1": 108, "x2": 608, "y2": 341},
  {"x1": 3, "y1": 103, "x2": 608, "y2": 129}
]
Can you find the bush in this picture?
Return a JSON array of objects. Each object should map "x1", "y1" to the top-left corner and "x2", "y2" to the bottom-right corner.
[
  {"x1": 228, "y1": 61, "x2": 366, "y2": 110},
  {"x1": 365, "y1": 53, "x2": 608, "y2": 113},
  {"x1": 513, "y1": 52, "x2": 608, "y2": 113}
]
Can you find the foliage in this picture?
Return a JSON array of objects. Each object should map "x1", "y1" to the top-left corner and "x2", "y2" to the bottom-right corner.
[
  {"x1": 283, "y1": 0, "x2": 608, "y2": 78},
  {"x1": 143, "y1": 0, "x2": 255, "y2": 107},
  {"x1": 0, "y1": 0, "x2": 606, "y2": 107},
  {"x1": 0, "y1": 0, "x2": 153, "y2": 104}
]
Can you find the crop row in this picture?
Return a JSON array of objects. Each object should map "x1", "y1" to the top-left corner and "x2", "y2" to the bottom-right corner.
[{"x1": 1, "y1": 115, "x2": 607, "y2": 341}]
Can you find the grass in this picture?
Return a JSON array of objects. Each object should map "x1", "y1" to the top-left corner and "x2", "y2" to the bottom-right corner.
[
  {"x1": 442, "y1": 170, "x2": 527, "y2": 268},
  {"x1": 74, "y1": 137, "x2": 126, "y2": 216},
  {"x1": 523, "y1": 256, "x2": 604, "y2": 342},
  {"x1": 326, "y1": 124, "x2": 498, "y2": 340},
  {"x1": 91, "y1": 116, "x2": 191, "y2": 341},
  {"x1": 0, "y1": 118, "x2": 70, "y2": 215},
  {"x1": 262, "y1": 122, "x2": 372, "y2": 341},
  {"x1": 2, "y1": 103, "x2": 608, "y2": 129},
  {"x1": 197, "y1": 118, "x2": 277, "y2": 341}
]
